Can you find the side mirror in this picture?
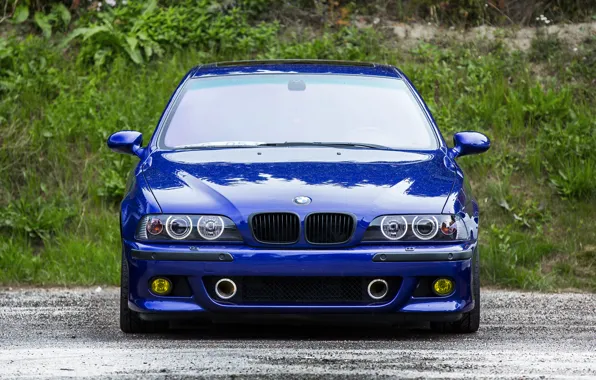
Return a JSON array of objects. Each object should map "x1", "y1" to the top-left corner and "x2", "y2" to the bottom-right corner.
[
  {"x1": 107, "y1": 131, "x2": 145, "y2": 157},
  {"x1": 450, "y1": 131, "x2": 490, "y2": 158}
]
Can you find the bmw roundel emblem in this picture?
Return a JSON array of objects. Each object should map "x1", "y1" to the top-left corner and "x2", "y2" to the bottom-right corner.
[{"x1": 293, "y1": 196, "x2": 312, "y2": 205}]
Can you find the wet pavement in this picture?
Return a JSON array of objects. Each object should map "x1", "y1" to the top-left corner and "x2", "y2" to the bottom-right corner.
[{"x1": 0, "y1": 288, "x2": 595, "y2": 379}]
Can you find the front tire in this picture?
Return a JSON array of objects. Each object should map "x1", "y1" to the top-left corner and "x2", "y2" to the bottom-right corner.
[
  {"x1": 120, "y1": 252, "x2": 168, "y2": 333},
  {"x1": 430, "y1": 247, "x2": 480, "y2": 334}
]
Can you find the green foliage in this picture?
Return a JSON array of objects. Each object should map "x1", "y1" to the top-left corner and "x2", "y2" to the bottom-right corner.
[
  {"x1": 5, "y1": 0, "x2": 596, "y2": 27},
  {"x1": 0, "y1": 37, "x2": 64, "y2": 98},
  {"x1": 62, "y1": 0, "x2": 279, "y2": 66},
  {"x1": 530, "y1": 33, "x2": 563, "y2": 62},
  {"x1": 237, "y1": 0, "x2": 277, "y2": 18},
  {"x1": 34, "y1": 12, "x2": 53, "y2": 38},
  {"x1": 0, "y1": 197, "x2": 76, "y2": 241},
  {"x1": 11, "y1": 3, "x2": 73, "y2": 38},
  {"x1": 10, "y1": 5, "x2": 30, "y2": 24},
  {"x1": 260, "y1": 27, "x2": 388, "y2": 61},
  {"x1": 62, "y1": 0, "x2": 162, "y2": 65},
  {"x1": 0, "y1": 211, "x2": 120, "y2": 285},
  {"x1": 498, "y1": 198, "x2": 550, "y2": 230},
  {"x1": 551, "y1": 159, "x2": 596, "y2": 199},
  {"x1": 481, "y1": 224, "x2": 557, "y2": 290}
]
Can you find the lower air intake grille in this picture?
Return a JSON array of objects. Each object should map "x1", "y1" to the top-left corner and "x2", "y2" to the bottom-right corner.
[
  {"x1": 243, "y1": 276, "x2": 364, "y2": 303},
  {"x1": 251, "y1": 213, "x2": 299, "y2": 244},
  {"x1": 203, "y1": 276, "x2": 401, "y2": 304},
  {"x1": 305, "y1": 213, "x2": 355, "y2": 244}
]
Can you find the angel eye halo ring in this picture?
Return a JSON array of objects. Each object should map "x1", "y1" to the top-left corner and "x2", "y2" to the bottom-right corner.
[
  {"x1": 412, "y1": 216, "x2": 439, "y2": 240},
  {"x1": 380, "y1": 215, "x2": 408, "y2": 240},
  {"x1": 197, "y1": 215, "x2": 225, "y2": 240},
  {"x1": 165, "y1": 215, "x2": 192, "y2": 240}
]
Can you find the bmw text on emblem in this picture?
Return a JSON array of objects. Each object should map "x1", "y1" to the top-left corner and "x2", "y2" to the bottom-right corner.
[{"x1": 293, "y1": 196, "x2": 312, "y2": 205}]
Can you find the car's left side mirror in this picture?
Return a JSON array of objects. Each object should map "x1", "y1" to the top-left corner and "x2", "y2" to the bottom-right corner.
[
  {"x1": 450, "y1": 131, "x2": 490, "y2": 158},
  {"x1": 107, "y1": 131, "x2": 145, "y2": 157}
]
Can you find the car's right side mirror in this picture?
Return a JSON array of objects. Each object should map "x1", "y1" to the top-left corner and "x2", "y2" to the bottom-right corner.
[
  {"x1": 450, "y1": 131, "x2": 490, "y2": 158},
  {"x1": 107, "y1": 130, "x2": 145, "y2": 158}
]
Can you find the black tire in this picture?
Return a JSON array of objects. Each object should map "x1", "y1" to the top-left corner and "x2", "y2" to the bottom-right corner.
[
  {"x1": 430, "y1": 247, "x2": 480, "y2": 334},
  {"x1": 120, "y1": 251, "x2": 169, "y2": 333}
]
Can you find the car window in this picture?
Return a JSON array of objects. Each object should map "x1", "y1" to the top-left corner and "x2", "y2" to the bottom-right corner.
[{"x1": 160, "y1": 74, "x2": 438, "y2": 150}]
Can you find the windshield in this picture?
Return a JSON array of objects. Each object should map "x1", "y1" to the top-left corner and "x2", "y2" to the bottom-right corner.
[{"x1": 159, "y1": 74, "x2": 438, "y2": 150}]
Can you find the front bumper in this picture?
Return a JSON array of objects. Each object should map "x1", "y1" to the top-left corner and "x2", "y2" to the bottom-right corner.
[{"x1": 125, "y1": 241, "x2": 476, "y2": 321}]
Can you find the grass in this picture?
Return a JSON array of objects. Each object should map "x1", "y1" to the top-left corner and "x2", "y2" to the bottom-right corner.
[
  {"x1": 0, "y1": 211, "x2": 120, "y2": 285},
  {"x1": 0, "y1": 12, "x2": 595, "y2": 290}
]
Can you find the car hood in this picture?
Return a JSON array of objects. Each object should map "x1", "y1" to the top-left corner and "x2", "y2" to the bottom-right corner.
[{"x1": 142, "y1": 148, "x2": 456, "y2": 220}]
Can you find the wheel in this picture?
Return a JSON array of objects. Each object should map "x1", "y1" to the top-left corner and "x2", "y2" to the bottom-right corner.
[
  {"x1": 120, "y1": 251, "x2": 169, "y2": 333},
  {"x1": 430, "y1": 247, "x2": 480, "y2": 334}
]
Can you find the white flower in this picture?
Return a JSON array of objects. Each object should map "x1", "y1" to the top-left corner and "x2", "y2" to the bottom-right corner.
[
  {"x1": 573, "y1": 47, "x2": 578, "y2": 52},
  {"x1": 106, "y1": 0, "x2": 116, "y2": 6},
  {"x1": 545, "y1": 20, "x2": 550, "y2": 24},
  {"x1": 373, "y1": 17, "x2": 380, "y2": 25}
]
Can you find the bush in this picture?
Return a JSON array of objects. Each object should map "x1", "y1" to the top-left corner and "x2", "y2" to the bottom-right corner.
[{"x1": 61, "y1": 0, "x2": 279, "y2": 66}]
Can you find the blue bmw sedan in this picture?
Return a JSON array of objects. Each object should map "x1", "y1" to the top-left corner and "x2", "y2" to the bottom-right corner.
[{"x1": 108, "y1": 60, "x2": 490, "y2": 334}]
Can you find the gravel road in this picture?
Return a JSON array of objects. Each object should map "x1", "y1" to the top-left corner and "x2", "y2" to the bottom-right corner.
[{"x1": 0, "y1": 288, "x2": 594, "y2": 379}]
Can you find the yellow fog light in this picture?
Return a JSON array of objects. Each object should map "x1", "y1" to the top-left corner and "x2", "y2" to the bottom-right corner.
[
  {"x1": 150, "y1": 278, "x2": 172, "y2": 296},
  {"x1": 432, "y1": 278, "x2": 455, "y2": 296}
]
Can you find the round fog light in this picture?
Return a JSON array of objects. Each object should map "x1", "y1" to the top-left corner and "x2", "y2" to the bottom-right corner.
[
  {"x1": 432, "y1": 278, "x2": 454, "y2": 296},
  {"x1": 150, "y1": 278, "x2": 172, "y2": 296}
]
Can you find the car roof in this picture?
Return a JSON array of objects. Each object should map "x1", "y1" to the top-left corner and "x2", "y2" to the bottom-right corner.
[{"x1": 191, "y1": 60, "x2": 402, "y2": 79}]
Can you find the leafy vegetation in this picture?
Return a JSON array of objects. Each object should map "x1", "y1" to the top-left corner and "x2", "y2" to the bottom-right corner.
[
  {"x1": 59, "y1": 0, "x2": 278, "y2": 66},
  {"x1": 4, "y1": 0, "x2": 596, "y2": 26},
  {"x1": 0, "y1": 0, "x2": 594, "y2": 289}
]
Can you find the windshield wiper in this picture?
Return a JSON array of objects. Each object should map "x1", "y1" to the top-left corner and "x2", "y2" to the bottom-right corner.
[
  {"x1": 177, "y1": 141, "x2": 266, "y2": 149},
  {"x1": 258, "y1": 142, "x2": 390, "y2": 150},
  {"x1": 176, "y1": 141, "x2": 391, "y2": 150}
]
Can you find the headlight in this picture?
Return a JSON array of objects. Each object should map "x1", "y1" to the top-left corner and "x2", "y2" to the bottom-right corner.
[
  {"x1": 197, "y1": 215, "x2": 224, "y2": 240},
  {"x1": 165, "y1": 215, "x2": 192, "y2": 240},
  {"x1": 136, "y1": 214, "x2": 242, "y2": 242},
  {"x1": 411, "y1": 216, "x2": 439, "y2": 240},
  {"x1": 380, "y1": 215, "x2": 408, "y2": 240},
  {"x1": 363, "y1": 215, "x2": 469, "y2": 242}
]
